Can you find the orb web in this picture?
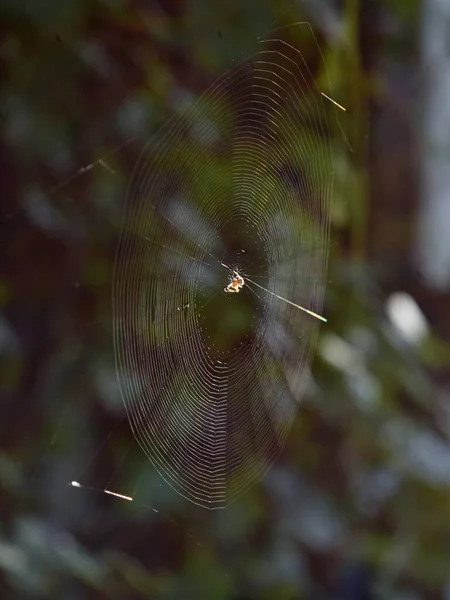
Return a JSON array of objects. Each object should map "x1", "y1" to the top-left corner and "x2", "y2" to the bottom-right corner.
[{"x1": 113, "y1": 23, "x2": 334, "y2": 509}]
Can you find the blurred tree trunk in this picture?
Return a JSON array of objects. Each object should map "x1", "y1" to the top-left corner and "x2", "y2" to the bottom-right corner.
[{"x1": 418, "y1": 0, "x2": 450, "y2": 293}]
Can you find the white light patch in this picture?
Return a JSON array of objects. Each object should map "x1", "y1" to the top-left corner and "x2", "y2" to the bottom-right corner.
[
  {"x1": 320, "y1": 333, "x2": 362, "y2": 373},
  {"x1": 386, "y1": 292, "x2": 429, "y2": 345}
]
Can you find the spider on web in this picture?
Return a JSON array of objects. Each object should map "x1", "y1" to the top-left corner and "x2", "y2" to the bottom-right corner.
[{"x1": 224, "y1": 270, "x2": 245, "y2": 293}]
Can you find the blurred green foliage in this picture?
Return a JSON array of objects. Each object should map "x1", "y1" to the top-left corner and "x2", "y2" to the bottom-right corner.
[{"x1": 2, "y1": 0, "x2": 450, "y2": 599}]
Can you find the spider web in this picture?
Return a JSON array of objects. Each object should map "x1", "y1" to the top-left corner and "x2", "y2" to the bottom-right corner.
[{"x1": 113, "y1": 23, "x2": 333, "y2": 509}]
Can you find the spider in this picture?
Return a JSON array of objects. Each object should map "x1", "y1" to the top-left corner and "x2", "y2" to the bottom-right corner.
[{"x1": 224, "y1": 270, "x2": 245, "y2": 293}]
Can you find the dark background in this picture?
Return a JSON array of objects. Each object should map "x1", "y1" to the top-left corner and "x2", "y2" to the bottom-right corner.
[{"x1": 2, "y1": 0, "x2": 450, "y2": 598}]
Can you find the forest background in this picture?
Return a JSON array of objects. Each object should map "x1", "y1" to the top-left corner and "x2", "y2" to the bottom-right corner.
[{"x1": 2, "y1": 0, "x2": 450, "y2": 598}]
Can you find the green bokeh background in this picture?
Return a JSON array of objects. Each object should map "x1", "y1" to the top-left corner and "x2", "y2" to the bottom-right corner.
[{"x1": 2, "y1": 0, "x2": 450, "y2": 598}]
